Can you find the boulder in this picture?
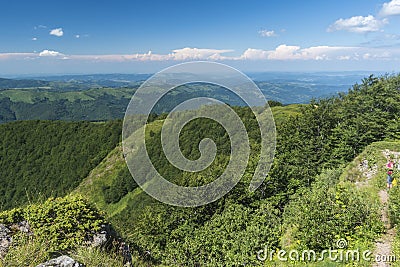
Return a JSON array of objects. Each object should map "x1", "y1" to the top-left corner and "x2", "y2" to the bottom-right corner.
[
  {"x1": 35, "y1": 255, "x2": 84, "y2": 267},
  {"x1": 90, "y1": 224, "x2": 109, "y2": 247},
  {"x1": 86, "y1": 224, "x2": 116, "y2": 248}
]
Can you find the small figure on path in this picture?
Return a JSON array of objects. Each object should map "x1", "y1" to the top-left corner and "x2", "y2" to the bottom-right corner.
[{"x1": 386, "y1": 159, "x2": 394, "y2": 190}]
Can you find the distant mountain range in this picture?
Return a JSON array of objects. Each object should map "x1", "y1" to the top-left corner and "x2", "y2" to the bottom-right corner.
[{"x1": 0, "y1": 72, "x2": 386, "y2": 123}]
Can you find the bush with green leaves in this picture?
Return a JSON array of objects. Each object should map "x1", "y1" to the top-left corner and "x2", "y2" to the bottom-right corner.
[
  {"x1": 281, "y1": 180, "x2": 383, "y2": 251},
  {"x1": 389, "y1": 186, "x2": 400, "y2": 227},
  {"x1": 163, "y1": 202, "x2": 282, "y2": 266},
  {"x1": 0, "y1": 195, "x2": 105, "y2": 252}
]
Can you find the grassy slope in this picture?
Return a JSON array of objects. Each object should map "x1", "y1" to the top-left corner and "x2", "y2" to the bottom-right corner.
[{"x1": 271, "y1": 104, "x2": 303, "y2": 123}]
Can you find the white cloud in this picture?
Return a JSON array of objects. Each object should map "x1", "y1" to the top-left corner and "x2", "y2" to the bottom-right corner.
[
  {"x1": 32, "y1": 37, "x2": 37, "y2": 41},
  {"x1": 34, "y1": 25, "x2": 47, "y2": 30},
  {"x1": 75, "y1": 34, "x2": 80, "y2": 38},
  {"x1": 363, "y1": 53, "x2": 371, "y2": 59},
  {"x1": 241, "y1": 48, "x2": 270, "y2": 60},
  {"x1": 380, "y1": 0, "x2": 400, "y2": 16},
  {"x1": 241, "y1": 45, "x2": 354, "y2": 60},
  {"x1": 328, "y1": 15, "x2": 388, "y2": 33},
  {"x1": 68, "y1": 48, "x2": 234, "y2": 62},
  {"x1": 170, "y1": 47, "x2": 234, "y2": 60},
  {"x1": 338, "y1": 55, "x2": 351, "y2": 60},
  {"x1": 39, "y1": 50, "x2": 64, "y2": 57},
  {"x1": 267, "y1": 45, "x2": 302, "y2": 60},
  {"x1": 300, "y1": 46, "x2": 351, "y2": 60},
  {"x1": 0, "y1": 53, "x2": 36, "y2": 60},
  {"x1": 1, "y1": 46, "x2": 400, "y2": 63},
  {"x1": 50, "y1": 28, "x2": 64, "y2": 37},
  {"x1": 259, "y1": 30, "x2": 277, "y2": 37}
]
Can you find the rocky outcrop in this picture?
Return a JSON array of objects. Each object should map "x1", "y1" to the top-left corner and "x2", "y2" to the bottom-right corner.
[
  {"x1": 1, "y1": 221, "x2": 131, "y2": 266},
  {"x1": 0, "y1": 224, "x2": 12, "y2": 258},
  {"x1": 35, "y1": 255, "x2": 84, "y2": 267},
  {"x1": 1, "y1": 221, "x2": 114, "y2": 259}
]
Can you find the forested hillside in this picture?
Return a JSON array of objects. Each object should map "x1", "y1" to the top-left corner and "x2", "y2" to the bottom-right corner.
[{"x1": 0, "y1": 120, "x2": 121, "y2": 210}]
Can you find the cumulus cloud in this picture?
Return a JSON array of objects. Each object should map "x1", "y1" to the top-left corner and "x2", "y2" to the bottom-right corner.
[
  {"x1": 71, "y1": 48, "x2": 235, "y2": 62},
  {"x1": 380, "y1": 0, "x2": 400, "y2": 16},
  {"x1": 300, "y1": 46, "x2": 351, "y2": 60},
  {"x1": 241, "y1": 45, "x2": 354, "y2": 60},
  {"x1": 39, "y1": 50, "x2": 64, "y2": 57},
  {"x1": 241, "y1": 48, "x2": 270, "y2": 60},
  {"x1": 170, "y1": 47, "x2": 234, "y2": 60},
  {"x1": 50, "y1": 28, "x2": 64, "y2": 37},
  {"x1": 327, "y1": 15, "x2": 388, "y2": 33},
  {"x1": 267, "y1": 45, "x2": 302, "y2": 60},
  {"x1": 259, "y1": 30, "x2": 277, "y2": 37},
  {"x1": 32, "y1": 37, "x2": 37, "y2": 41},
  {"x1": 1, "y1": 46, "x2": 400, "y2": 63}
]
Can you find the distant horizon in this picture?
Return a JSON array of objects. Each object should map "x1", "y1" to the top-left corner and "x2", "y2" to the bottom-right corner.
[{"x1": 2, "y1": 70, "x2": 392, "y2": 79}]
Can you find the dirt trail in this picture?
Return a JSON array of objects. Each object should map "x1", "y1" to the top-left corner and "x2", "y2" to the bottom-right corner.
[
  {"x1": 373, "y1": 189, "x2": 396, "y2": 267},
  {"x1": 372, "y1": 148, "x2": 400, "y2": 266}
]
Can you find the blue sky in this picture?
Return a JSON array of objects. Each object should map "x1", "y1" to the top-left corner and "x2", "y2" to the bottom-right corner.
[{"x1": 1, "y1": 0, "x2": 400, "y2": 75}]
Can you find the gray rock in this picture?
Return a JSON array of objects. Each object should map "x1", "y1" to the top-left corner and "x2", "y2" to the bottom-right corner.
[
  {"x1": 35, "y1": 255, "x2": 84, "y2": 267},
  {"x1": 0, "y1": 224, "x2": 12, "y2": 258},
  {"x1": 87, "y1": 224, "x2": 113, "y2": 248},
  {"x1": 9, "y1": 220, "x2": 31, "y2": 234},
  {"x1": 91, "y1": 230, "x2": 108, "y2": 247}
]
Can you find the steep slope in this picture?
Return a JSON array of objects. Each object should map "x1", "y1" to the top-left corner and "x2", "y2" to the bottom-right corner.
[
  {"x1": 0, "y1": 120, "x2": 122, "y2": 210},
  {"x1": 73, "y1": 104, "x2": 301, "y2": 217}
]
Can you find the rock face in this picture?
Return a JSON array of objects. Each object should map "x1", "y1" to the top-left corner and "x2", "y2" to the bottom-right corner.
[
  {"x1": 0, "y1": 224, "x2": 12, "y2": 258},
  {"x1": 35, "y1": 255, "x2": 84, "y2": 267}
]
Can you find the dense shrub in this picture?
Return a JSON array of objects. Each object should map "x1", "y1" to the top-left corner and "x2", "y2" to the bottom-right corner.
[
  {"x1": 282, "y1": 179, "x2": 383, "y2": 251},
  {"x1": 0, "y1": 195, "x2": 105, "y2": 252}
]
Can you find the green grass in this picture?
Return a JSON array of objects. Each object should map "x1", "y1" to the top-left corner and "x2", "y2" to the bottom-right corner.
[
  {"x1": 271, "y1": 104, "x2": 303, "y2": 125},
  {"x1": 0, "y1": 236, "x2": 148, "y2": 267},
  {"x1": 0, "y1": 235, "x2": 50, "y2": 267},
  {"x1": 73, "y1": 146, "x2": 126, "y2": 209},
  {"x1": 71, "y1": 247, "x2": 124, "y2": 267}
]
